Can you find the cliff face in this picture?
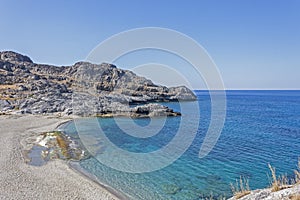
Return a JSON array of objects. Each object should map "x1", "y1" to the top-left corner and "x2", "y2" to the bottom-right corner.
[{"x1": 0, "y1": 51, "x2": 196, "y2": 117}]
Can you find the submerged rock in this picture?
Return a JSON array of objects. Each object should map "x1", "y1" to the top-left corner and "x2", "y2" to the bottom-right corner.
[
  {"x1": 204, "y1": 174, "x2": 222, "y2": 184},
  {"x1": 162, "y1": 184, "x2": 182, "y2": 195},
  {"x1": 33, "y1": 131, "x2": 87, "y2": 162}
]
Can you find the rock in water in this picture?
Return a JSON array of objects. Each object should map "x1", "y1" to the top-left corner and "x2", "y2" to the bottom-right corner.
[{"x1": 0, "y1": 51, "x2": 197, "y2": 117}]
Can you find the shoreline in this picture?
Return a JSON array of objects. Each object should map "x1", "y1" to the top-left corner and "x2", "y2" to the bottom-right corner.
[
  {"x1": 3, "y1": 114, "x2": 299, "y2": 200},
  {"x1": 55, "y1": 118, "x2": 130, "y2": 200},
  {"x1": 0, "y1": 114, "x2": 122, "y2": 200},
  {"x1": 68, "y1": 161, "x2": 130, "y2": 200}
]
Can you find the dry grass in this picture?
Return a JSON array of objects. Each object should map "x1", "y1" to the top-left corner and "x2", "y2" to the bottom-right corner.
[
  {"x1": 0, "y1": 96, "x2": 17, "y2": 101},
  {"x1": 268, "y1": 163, "x2": 281, "y2": 192},
  {"x1": 268, "y1": 163, "x2": 291, "y2": 192},
  {"x1": 230, "y1": 176, "x2": 251, "y2": 199},
  {"x1": 0, "y1": 84, "x2": 19, "y2": 101},
  {"x1": 0, "y1": 84, "x2": 18, "y2": 89},
  {"x1": 294, "y1": 158, "x2": 300, "y2": 184},
  {"x1": 230, "y1": 159, "x2": 300, "y2": 199}
]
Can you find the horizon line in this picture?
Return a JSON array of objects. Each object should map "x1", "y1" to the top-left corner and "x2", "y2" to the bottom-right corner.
[{"x1": 193, "y1": 88, "x2": 300, "y2": 91}]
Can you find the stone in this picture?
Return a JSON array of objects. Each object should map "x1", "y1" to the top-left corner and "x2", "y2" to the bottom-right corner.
[
  {"x1": 162, "y1": 184, "x2": 181, "y2": 195},
  {"x1": 0, "y1": 51, "x2": 33, "y2": 63},
  {"x1": 18, "y1": 85, "x2": 28, "y2": 91},
  {"x1": 0, "y1": 100, "x2": 13, "y2": 111},
  {"x1": 0, "y1": 51, "x2": 196, "y2": 117}
]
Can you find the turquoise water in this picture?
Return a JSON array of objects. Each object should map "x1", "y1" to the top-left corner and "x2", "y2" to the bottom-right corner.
[{"x1": 61, "y1": 90, "x2": 300, "y2": 199}]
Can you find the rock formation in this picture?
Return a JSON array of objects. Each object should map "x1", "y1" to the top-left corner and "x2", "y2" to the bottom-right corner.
[{"x1": 0, "y1": 51, "x2": 196, "y2": 117}]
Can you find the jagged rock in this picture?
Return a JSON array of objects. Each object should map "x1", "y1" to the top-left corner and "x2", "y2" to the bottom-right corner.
[
  {"x1": 168, "y1": 86, "x2": 197, "y2": 101},
  {"x1": 228, "y1": 184, "x2": 300, "y2": 200},
  {"x1": 31, "y1": 74, "x2": 40, "y2": 80},
  {"x1": 18, "y1": 85, "x2": 28, "y2": 91},
  {"x1": 0, "y1": 61, "x2": 14, "y2": 72},
  {"x1": 132, "y1": 103, "x2": 181, "y2": 117},
  {"x1": 0, "y1": 51, "x2": 197, "y2": 117},
  {"x1": 0, "y1": 99, "x2": 12, "y2": 111},
  {"x1": 0, "y1": 51, "x2": 33, "y2": 63}
]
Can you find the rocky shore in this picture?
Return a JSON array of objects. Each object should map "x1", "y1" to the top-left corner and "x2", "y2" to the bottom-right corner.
[
  {"x1": 0, "y1": 51, "x2": 196, "y2": 117},
  {"x1": 229, "y1": 184, "x2": 300, "y2": 200}
]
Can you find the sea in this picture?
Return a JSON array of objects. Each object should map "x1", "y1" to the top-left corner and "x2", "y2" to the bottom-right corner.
[{"x1": 59, "y1": 90, "x2": 300, "y2": 199}]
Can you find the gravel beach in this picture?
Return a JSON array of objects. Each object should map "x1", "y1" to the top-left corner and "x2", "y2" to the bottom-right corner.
[{"x1": 0, "y1": 115, "x2": 120, "y2": 200}]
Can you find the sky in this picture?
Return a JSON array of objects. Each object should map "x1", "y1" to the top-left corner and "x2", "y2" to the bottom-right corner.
[{"x1": 0, "y1": 0, "x2": 299, "y2": 89}]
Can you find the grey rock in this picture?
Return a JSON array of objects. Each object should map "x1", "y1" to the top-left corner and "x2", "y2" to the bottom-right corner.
[
  {"x1": 0, "y1": 51, "x2": 196, "y2": 117},
  {"x1": 168, "y1": 86, "x2": 197, "y2": 101},
  {"x1": 0, "y1": 100, "x2": 12, "y2": 111},
  {"x1": 31, "y1": 74, "x2": 40, "y2": 80},
  {"x1": 132, "y1": 103, "x2": 181, "y2": 117},
  {"x1": 0, "y1": 61, "x2": 13, "y2": 72},
  {"x1": 0, "y1": 51, "x2": 33, "y2": 63},
  {"x1": 0, "y1": 99, "x2": 10, "y2": 106},
  {"x1": 18, "y1": 85, "x2": 28, "y2": 91}
]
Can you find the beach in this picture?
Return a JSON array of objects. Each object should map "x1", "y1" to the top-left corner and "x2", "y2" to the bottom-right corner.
[{"x1": 0, "y1": 114, "x2": 120, "y2": 200}]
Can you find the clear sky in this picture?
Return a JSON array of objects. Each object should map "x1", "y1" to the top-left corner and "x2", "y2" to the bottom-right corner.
[{"x1": 1, "y1": 0, "x2": 299, "y2": 89}]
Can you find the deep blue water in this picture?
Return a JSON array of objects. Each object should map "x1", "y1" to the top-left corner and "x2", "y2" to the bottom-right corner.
[{"x1": 61, "y1": 90, "x2": 300, "y2": 199}]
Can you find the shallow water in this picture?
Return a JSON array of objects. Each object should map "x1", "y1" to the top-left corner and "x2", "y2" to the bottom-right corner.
[
  {"x1": 28, "y1": 145, "x2": 47, "y2": 166},
  {"x1": 62, "y1": 90, "x2": 300, "y2": 199}
]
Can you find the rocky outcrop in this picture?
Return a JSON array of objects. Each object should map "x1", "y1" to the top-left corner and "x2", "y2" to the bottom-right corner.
[
  {"x1": 229, "y1": 184, "x2": 300, "y2": 200},
  {"x1": 0, "y1": 51, "x2": 33, "y2": 63},
  {"x1": 0, "y1": 51, "x2": 196, "y2": 117}
]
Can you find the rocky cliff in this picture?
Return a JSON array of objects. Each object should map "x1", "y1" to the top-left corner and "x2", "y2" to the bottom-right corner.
[{"x1": 0, "y1": 51, "x2": 196, "y2": 117}]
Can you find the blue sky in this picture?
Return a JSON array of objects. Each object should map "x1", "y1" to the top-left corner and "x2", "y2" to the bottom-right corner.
[{"x1": 0, "y1": 0, "x2": 299, "y2": 89}]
